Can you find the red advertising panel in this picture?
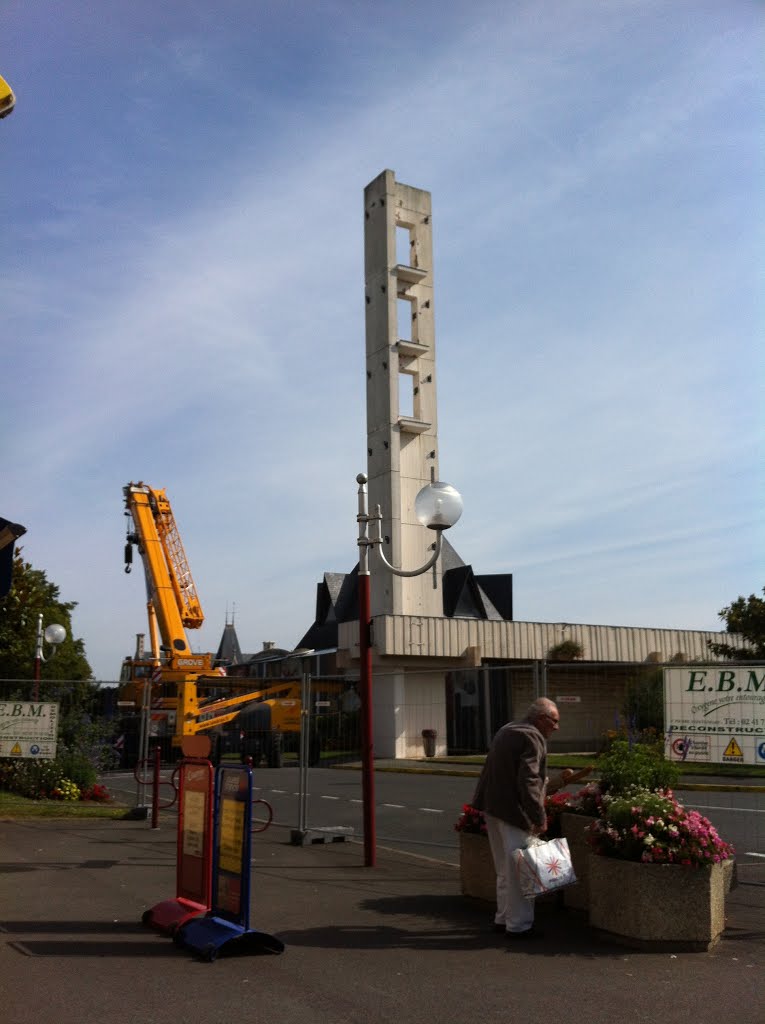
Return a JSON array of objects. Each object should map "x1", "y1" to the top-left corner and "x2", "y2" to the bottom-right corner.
[{"x1": 177, "y1": 759, "x2": 214, "y2": 907}]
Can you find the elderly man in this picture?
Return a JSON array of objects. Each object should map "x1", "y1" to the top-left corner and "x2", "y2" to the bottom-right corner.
[{"x1": 472, "y1": 697, "x2": 569, "y2": 938}]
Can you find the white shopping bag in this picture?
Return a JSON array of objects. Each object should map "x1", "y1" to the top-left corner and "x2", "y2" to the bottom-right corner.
[{"x1": 514, "y1": 837, "x2": 577, "y2": 899}]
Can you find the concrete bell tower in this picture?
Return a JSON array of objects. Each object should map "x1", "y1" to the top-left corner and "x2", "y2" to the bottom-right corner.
[{"x1": 364, "y1": 169, "x2": 444, "y2": 618}]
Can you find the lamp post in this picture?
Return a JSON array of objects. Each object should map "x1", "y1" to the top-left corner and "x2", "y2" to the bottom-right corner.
[
  {"x1": 356, "y1": 473, "x2": 463, "y2": 866},
  {"x1": 33, "y1": 614, "x2": 66, "y2": 702}
]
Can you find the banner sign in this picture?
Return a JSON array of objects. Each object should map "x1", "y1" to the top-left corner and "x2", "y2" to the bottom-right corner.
[
  {"x1": 0, "y1": 702, "x2": 59, "y2": 758},
  {"x1": 177, "y1": 760, "x2": 214, "y2": 907},
  {"x1": 664, "y1": 666, "x2": 765, "y2": 765},
  {"x1": 211, "y1": 764, "x2": 253, "y2": 928}
]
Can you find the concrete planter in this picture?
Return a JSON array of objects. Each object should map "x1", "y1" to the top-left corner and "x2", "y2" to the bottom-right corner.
[
  {"x1": 588, "y1": 853, "x2": 726, "y2": 951},
  {"x1": 459, "y1": 832, "x2": 495, "y2": 902},
  {"x1": 458, "y1": 832, "x2": 561, "y2": 907},
  {"x1": 560, "y1": 813, "x2": 596, "y2": 912}
]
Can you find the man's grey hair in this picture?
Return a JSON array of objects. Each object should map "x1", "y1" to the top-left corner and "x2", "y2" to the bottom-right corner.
[{"x1": 525, "y1": 697, "x2": 558, "y2": 722}]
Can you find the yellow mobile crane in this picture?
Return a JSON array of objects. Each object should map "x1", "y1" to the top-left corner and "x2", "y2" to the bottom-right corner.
[
  {"x1": 120, "y1": 482, "x2": 321, "y2": 765},
  {"x1": 0, "y1": 74, "x2": 16, "y2": 118}
]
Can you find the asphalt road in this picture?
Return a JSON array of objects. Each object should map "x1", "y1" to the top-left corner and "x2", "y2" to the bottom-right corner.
[{"x1": 103, "y1": 765, "x2": 765, "y2": 883}]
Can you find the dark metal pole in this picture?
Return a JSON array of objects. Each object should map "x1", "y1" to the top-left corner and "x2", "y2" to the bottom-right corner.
[
  {"x1": 151, "y1": 745, "x2": 161, "y2": 830},
  {"x1": 357, "y1": 474, "x2": 376, "y2": 867}
]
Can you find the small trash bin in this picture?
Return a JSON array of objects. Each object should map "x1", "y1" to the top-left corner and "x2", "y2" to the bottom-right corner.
[{"x1": 422, "y1": 729, "x2": 437, "y2": 758}]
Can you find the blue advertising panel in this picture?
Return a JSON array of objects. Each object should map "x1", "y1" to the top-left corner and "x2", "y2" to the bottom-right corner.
[{"x1": 211, "y1": 764, "x2": 253, "y2": 928}]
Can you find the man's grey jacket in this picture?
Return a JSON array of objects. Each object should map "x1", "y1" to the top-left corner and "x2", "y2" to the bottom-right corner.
[{"x1": 471, "y1": 720, "x2": 547, "y2": 831}]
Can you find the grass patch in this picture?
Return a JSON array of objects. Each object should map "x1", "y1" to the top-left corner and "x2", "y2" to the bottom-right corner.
[
  {"x1": 0, "y1": 790, "x2": 130, "y2": 820},
  {"x1": 428, "y1": 752, "x2": 765, "y2": 779}
]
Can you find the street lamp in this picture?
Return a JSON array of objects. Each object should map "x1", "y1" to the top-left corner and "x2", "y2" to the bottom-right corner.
[
  {"x1": 356, "y1": 474, "x2": 463, "y2": 866},
  {"x1": 33, "y1": 614, "x2": 66, "y2": 702}
]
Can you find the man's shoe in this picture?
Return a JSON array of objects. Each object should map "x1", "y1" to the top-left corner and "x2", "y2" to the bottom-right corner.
[{"x1": 505, "y1": 927, "x2": 543, "y2": 940}]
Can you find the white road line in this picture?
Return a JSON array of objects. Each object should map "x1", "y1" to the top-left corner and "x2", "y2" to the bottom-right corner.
[
  {"x1": 744, "y1": 852, "x2": 765, "y2": 859},
  {"x1": 271, "y1": 789, "x2": 287, "y2": 794},
  {"x1": 321, "y1": 795, "x2": 340, "y2": 800},
  {"x1": 419, "y1": 807, "x2": 444, "y2": 814},
  {"x1": 350, "y1": 798, "x2": 363, "y2": 804},
  {"x1": 383, "y1": 803, "x2": 405, "y2": 809},
  {"x1": 691, "y1": 804, "x2": 763, "y2": 814}
]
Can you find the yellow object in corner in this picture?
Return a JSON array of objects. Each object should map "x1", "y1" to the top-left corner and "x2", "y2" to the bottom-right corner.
[{"x1": 0, "y1": 74, "x2": 15, "y2": 118}]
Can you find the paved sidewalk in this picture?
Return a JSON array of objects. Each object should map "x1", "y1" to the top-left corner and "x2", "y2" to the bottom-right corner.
[{"x1": 1, "y1": 816, "x2": 763, "y2": 1024}]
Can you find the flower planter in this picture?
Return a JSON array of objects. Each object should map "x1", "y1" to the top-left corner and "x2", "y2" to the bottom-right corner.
[
  {"x1": 459, "y1": 832, "x2": 495, "y2": 902},
  {"x1": 560, "y1": 813, "x2": 596, "y2": 912},
  {"x1": 459, "y1": 832, "x2": 562, "y2": 907},
  {"x1": 588, "y1": 853, "x2": 726, "y2": 951}
]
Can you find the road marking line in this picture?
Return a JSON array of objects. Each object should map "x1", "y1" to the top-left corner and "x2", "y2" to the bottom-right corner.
[
  {"x1": 419, "y1": 807, "x2": 444, "y2": 814},
  {"x1": 321, "y1": 795, "x2": 340, "y2": 800},
  {"x1": 744, "y1": 852, "x2": 765, "y2": 859},
  {"x1": 350, "y1": 798, "x2": 362, "y2": 804},
  {"x1": 383, "y1": 803, "x2": 404, "y2": 809},
  {"x1": 271, "y1": 789, "x2": 287, "y2": 794},
  {"x1": 691, "y1": 804, "x2": 763, "y2": 815}
]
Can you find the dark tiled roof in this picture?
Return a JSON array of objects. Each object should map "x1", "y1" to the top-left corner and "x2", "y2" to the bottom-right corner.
[{"x1": 296, "y1": 542, "x2": 514, "y2": 651}]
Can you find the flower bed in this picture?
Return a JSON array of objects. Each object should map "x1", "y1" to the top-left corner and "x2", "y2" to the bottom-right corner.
[{"x1": 588, "y1": 788, "x2": 733, "y2": 867}]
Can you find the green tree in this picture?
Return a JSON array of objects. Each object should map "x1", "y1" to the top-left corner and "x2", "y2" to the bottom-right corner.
[
  {"x1": 707, "y1": 587, "x2": 765, "y2": 661},
  {"x1": 0, "y1": 553, "x2": 118, "y2": 791},
  {"x1": 0, "y1": 549, "x2": 92, "y2": 681}
]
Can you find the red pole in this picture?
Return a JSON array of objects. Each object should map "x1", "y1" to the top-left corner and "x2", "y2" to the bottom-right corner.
[
  {"x1": 358, "y1": 568, "x2": 376, "y2": 867},
  {"x1": 151, "y1": 745, "x2": 161, "y2": 830}
]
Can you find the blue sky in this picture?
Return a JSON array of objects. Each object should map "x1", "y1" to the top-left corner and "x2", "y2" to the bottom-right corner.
[{"x1": 2, "y1": 0, "x2": 762, "y2": 681}]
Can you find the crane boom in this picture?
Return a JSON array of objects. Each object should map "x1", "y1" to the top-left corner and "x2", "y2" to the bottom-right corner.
[{"x1": 123, "y1": 482, "x2": 204, "y2": 663}]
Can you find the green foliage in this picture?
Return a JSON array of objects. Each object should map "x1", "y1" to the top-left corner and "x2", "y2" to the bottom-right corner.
[
  {"x1": 56, "y1": 750, "x2": 98, "y2": 789},
  {"x1": 547, "y1": 640, "x2": 584, "y2": 661},
  {"x1": 597, "y1": 739, "x2": 679, "y2": 796},
  {"x1": 0, "y1": 552, "x2": 118, "y2": 795},
  {"x1": 0, "y1": 758, "x2": 63, "y2": 799},
  {"x1": 708, "y1": 587, "x2": 765, "y2": 660},
  {"x1": 0, "y1": 550, "x2": 92, "y2": 681},
  {"x1": 623, "y1": 668, "x2": 665, "y2": 733}
]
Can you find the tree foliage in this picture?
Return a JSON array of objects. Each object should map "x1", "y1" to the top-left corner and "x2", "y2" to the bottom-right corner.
[
  {"x1": 707, "y1": 587, "x2": 765, "y2": 661},
  {"x1": 0, "y1": 549, "x2": 92, "y2": 681}
]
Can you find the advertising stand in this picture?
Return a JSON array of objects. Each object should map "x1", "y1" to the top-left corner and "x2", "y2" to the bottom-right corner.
[
  {"x1": 143, "y1": 756, "x2": 214, "y2": 934},
  {"x1": 177, "y1": 763, "x2": 285, "y2": 961}
]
